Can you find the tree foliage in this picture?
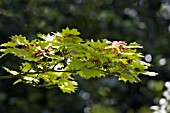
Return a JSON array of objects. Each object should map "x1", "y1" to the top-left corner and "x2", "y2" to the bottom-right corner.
[{"x1": 0, "y1": 27, "x2": 157, "y2": 93}]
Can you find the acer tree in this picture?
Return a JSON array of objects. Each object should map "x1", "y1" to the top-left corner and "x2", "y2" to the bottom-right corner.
[{"x1": 0, "y1": 27, "x2": 157, "y2": 93}]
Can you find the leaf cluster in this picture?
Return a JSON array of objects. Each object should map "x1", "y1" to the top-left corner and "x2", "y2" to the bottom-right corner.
[{"x1": 0, "y1": 27, "x2": 157, "y2": 93}]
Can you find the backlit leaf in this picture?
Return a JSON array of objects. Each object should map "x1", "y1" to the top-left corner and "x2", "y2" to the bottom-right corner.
[
  {"x1": 58, "y1": 78, "x2": 78, "y2": 93},
  {"x1": 21, "y1": 62, "x2": 32, "y2": 72},
  {"x1": 3, "y1": 67, "x2": 19, "y2": 75},
  {"x1": 61, "y1": 27, "x2": 80, "y2": 36},
  {"x1": 13, "y1": 79, "x2": 22, "y2": 85},
  {"x1": 1, "y1": 41, "x2": 17, "y2": 47},
  {"x1": 143, "y1": 71, "x2": 158, "y2": 76},
  {"x1": 78, "y1": 69, "x2": 103, "y2": 79},
  {"x1": 11, "y1": 35, "x2": 29, "y2": 45}
]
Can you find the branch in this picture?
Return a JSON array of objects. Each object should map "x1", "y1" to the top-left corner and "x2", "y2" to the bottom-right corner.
[
  {"x1": 0, "y1": 68, "x2": 117, "y2": 80},
  {"x1": 0, "y1": 75, "x2": 21, "y2": 79}
]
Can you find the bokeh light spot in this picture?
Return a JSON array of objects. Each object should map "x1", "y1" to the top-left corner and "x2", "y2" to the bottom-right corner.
[
  {"x1": 84, "y1": 107, "x2": 91, "y2": 113},
  {"x1": 160, "y1": 3, "x2": 170, "y2": 19},
  {"x1": 168, "y1": 25, "x2": 170, "y2": 32},
  {"x1": 79, "y1": 90, "x2": 91, "y2": 100},
  {"x1": 159, "y1": 58, "x2": 166, "y2": 66},
  {"x1": 165, "y1": 82, "x2": 170, "y2": 88},
  {"x1": 124, "y1": 8, "x2": 137, "y2": 17},
  {"x1": 145, "y1": 54, "x2": 152, "y2": 62}
]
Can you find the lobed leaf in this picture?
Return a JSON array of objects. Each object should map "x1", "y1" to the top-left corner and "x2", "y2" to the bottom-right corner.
[
  {"x1": 61, "y1": 27, "x2": 80, "y2": 36},
  {"x1": 11, "y1": 35, "x2": 29, "y2": 45}
]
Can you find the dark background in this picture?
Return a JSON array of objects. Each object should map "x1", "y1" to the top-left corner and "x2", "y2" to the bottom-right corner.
[{"x1": 0, "y1": 0, "x2": 170, "y2": 113}]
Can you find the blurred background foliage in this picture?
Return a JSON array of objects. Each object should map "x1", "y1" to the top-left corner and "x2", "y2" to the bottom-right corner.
[{"x1": 0, "y1": 0, "x2": 170, "y2": 113}]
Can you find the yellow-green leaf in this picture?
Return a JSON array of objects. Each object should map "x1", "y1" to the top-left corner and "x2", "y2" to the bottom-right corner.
[
  {"x1": 143, "y1": 71, "x2": 158, "y2": 76},
  {"x1": 13, "y1": 79, "x2": 22, "y2": 85},
  {"x1": 61, "y1": 27, "x2": 80, "y2": 36},
  {"x1": 3, "y1": 66, "x2": 19, "y2": 75},
  {"x1": 58, "y1": 78, "x2": 78, "y2": 93}
]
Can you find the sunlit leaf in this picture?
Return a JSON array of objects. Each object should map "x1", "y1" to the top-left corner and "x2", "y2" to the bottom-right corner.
[
  {"x1": 143, "y1": 71, "x2": 158, "y2": 76},
  {"x1": 78, "y1": 68, "x2": 103, "y2": 79},
  {"x1": 3, "y1": 66, "x2": 19, "y2": 75},
  {"x1": 1, "y1": 41, "x2": 17, "y2": 47},
  {"x1": 21, "y1": 62, "x2": 32, "y2": 72},
  {"x1": 13, "y1": 79, "x2": 22, "y2": 85},
  {"x1": 11, "y1": 35, "x2": 29, "y2": 45},
  {"x1": 61, "y1": 27, "x2": 80, "y2": 36},
  {"x1": 58, "y1": 78, "x2": 78, "y2": 93}
]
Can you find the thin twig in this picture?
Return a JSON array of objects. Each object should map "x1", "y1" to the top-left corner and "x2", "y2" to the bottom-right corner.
[{"x1": 0, "y1": 75, "x2": 21, "y2": 79}]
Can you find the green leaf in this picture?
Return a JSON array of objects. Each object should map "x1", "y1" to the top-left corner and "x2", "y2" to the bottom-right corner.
[
  {"x1": 128, "y1": 42, "x2": 143, "y2": 48},
  {"x1": 118, "y1": 73, "x2": 140, "y2": 83},
  {"x1": 44, "y1": 71, "x2": 59, "y2": 78},
  {"x1": 23, "y1": 76, "x2": 39, "y2": 84},
  {"x1": 111, "y1": 59, "x2": 128, "y2": 65},
  {"x1": 37, "y1": 33, "x2": 46, "y2": 39},
  {"x1": 58, "y1": 78, "x2": 78, "y2": 93},
  {"x1": 68, "y1": 59, "x2": 86, "y2": 70},
  {"x1": 61, "y1": 27, "x2": 80, "y2": 36},
  {"x1": 86, "y1": 40, "x2": 107, "y2": 48},
  {"x1": 38, "y1": 41, "x2": 51, "y2": 49},
  {"x1": 143, "y1": 71, "x2": 158, "y2": 76},
  {"x1": 1, "y1": 41, "x2": 17, "y2": 47},
  {"x1": 0, "y1": 54, "x2": 6, "y2": 59},
  {"x1": 0, "y1": 49, "x2": 5, "y2": 52},
  {"x1": 38, "y1": 74, "x2": 51, "y2": 83},
  {"x1": 21, "y1": 62, "x2": 32, "y2": 72},
  {"x1": 4, "y1": 48, "x2": 41, "y2": 61},
  {"x1": 63, "y1": 36, "x2": 83, "y2": 44},
  {"x1": 11, "y1": 35, "x2": 29, "y2": 45},
  {"x1": 13, "y1": 79, "x2": 22, "y2": 85},
  {"x1": 0, "y1": 49, "x2": 7, "y2": 58},
  {"x1": 3, "y1": 66, "x2": 19, "y2": 75},
  {"x1": 78, "y1": 68, "x2": 103, "y2": 79}
]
